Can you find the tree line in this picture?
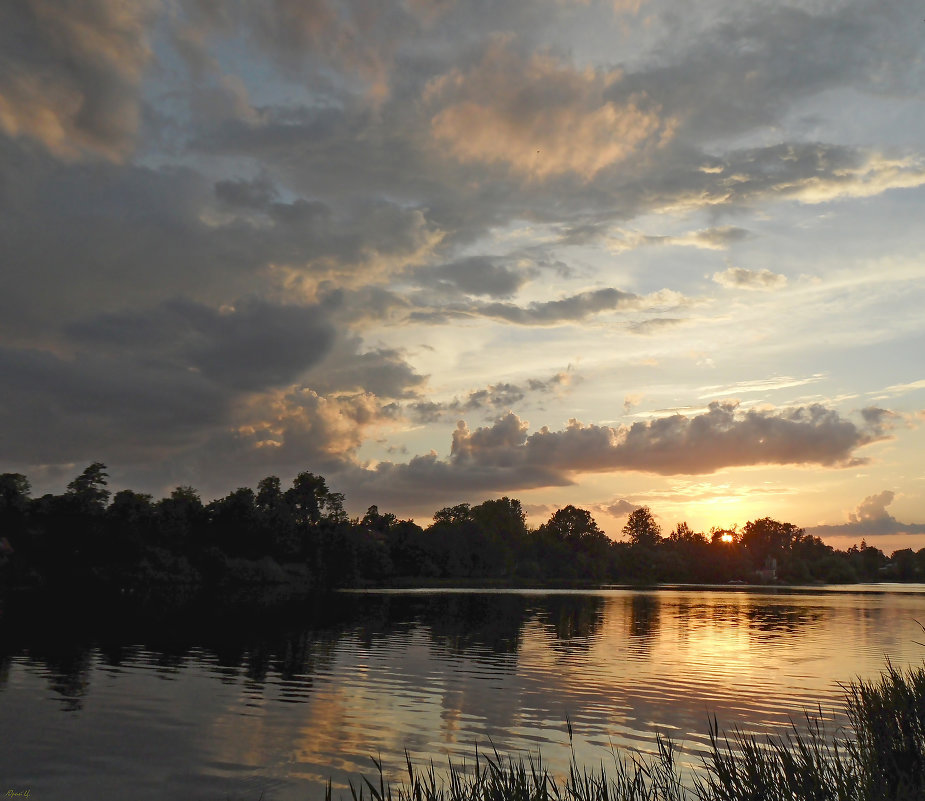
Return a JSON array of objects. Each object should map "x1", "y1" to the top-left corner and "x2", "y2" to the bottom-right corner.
[{"x1": 0, "y1": 463, "x2": 919, "y2": 592}]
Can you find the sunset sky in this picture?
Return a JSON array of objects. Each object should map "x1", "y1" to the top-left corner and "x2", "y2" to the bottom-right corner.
[{"x1": 2, "y1": 0, "x2": 924, "y2": 549}]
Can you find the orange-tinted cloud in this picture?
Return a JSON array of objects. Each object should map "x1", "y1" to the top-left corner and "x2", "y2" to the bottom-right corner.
[
  {"x1": 0, "y1": 0, "x2": 157, "y2": 161},
  {"x1": 426, "y1": 41, "x2": 674, "y2": 181},
  {"x1": 342, "y1": 402, "x2": 893, "y2": 509}
]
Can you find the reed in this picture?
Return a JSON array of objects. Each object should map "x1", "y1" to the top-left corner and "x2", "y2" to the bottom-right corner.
[{"x1": 334, "y1": 663, "x2": 925, "y2": 801}]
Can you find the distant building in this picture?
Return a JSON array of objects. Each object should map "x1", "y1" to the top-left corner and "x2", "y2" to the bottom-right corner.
[{"x1": 755, "y1": 556, "x2": 777, "y2": 583}]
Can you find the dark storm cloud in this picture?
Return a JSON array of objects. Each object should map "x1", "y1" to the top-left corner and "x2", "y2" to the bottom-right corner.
[
  {"x1": 106, "y1": 386, "x2": 400, "y2": 502},
  {"x1": 305, "y1": 342, "x2": 427, "y2": 399},
  {"x1": 0, "y1": 0, "x2": 157, "y2": 161},
  {"x1": 214, "y1": 175, "x2": 279, "y2": 209},
  {"x1": 0, "y1": 297, "x2": 427, "y2": 492},
  {"x1": 807, "y1": 491, "x2": 925, "y2": 537},
  {"x1": 0, "y1": 150, "x2": 241, "y2": 335},
  {"x1": 0, "y1": 145, "x2": 438, "y2": 336},
  {"x1": 68, "y1": 298, "x2": 335, "y2": 391},
  {"x1": 0, "y1": 344, "x2": 226, "y2": 464},
  {"x1": 335, "y1": 452, "x2": 570, "y2": 509},
  {"x1": 0, "y1": 296, "x2": 341, "y2": 463}
]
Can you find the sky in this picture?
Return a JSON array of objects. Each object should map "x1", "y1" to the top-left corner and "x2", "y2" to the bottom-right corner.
[{"x1": 1, "y1": 0, "x2": 924, "y2": 550}]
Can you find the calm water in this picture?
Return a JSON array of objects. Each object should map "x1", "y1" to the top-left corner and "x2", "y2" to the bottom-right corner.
[{"x1": 2, "y1": 585, "x2": 925, "y2": 799}]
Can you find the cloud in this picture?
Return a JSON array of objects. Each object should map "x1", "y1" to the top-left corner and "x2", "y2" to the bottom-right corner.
[
  {"x1": 603, "y1": 499, "x2": 642, "y2": 518},
  {"x1": 334, "y1": 401, "x2": 892, "y2": 509},
  {"x1": 426, "y1": 40, "x2": 675, "y2": 181},
  {"x1": 623, "y1": 394, "x2": 644, "y2": 414},
  {"x1": 336, "y1": 450, "x2": 569, "y2": 510},
  {"x1": 851, "y1": 490, "x2": 896, "y2": 524},
  {"x1": 628, "y1": 318, "x2": 684, "y2": 335},
  {"x1": 161, "y1": 0, "x2": 925, "y2": 257},
  {"x1": 218, "y1": 387, "x2": 391, "y2": 469},
  {"x1": 0, "y1": 0, "x2": 157, "y2": 161},
  {"x1": 171, "y1": 0, "x2": 414, "y2": 103},
  {"x1": 879, "y1": 379, "x2": 925, "y2": 397},
  {"x1": 413, "y1": 256, "x2": 536, "y2": 298},
  {"x1": 305, "y1": 341, "x2": 427, "y2": 399},
  {"x1": 0, "y1": 151, "x2": 442, "y2": 335},
  {"x1": 610, "y1": 2, "x2": 921, "y2": 145},
  {"x1": 712, "y1": 266, "x2": 788, "y2": 291},
  {"x1": 509, "y1": 402, "x2": 888, "y2": 475},
  {"x1": 340, "y1": 283, "x2": 683, "y2": 329},
  {"x1": 0, "y1": 295, "x2": 425, "y2": 481},
  {"x1": 0, "y1": 344, "x2": 227, "y2": 464},
  {"x1": 687, "y1": 145, "x2": 925, "y2": 211},
  {"x1": 609, "y1": 226, "x2": 750, "y2": 253},
  {"x1": 688, "y1": 226, "x2": 752, "y2": 249},
  {"x1": 411, "y1": 287, "x2": 656, "y2": 325},
  {"x1": 214, "y1": 175, "x2": 279, "y2": 210},
  {"x1": 807, "y1": 491, "x2": 925, "y2": 537},
  {"x1": 697, "y1": 374, "x2": 825, "y2": 399},
  {"x1": 408, "y1": 372, "x2": 576, "y2": 422},
  {"x1": 67, "y1": 298, "x2": 335, "y2": 391}
]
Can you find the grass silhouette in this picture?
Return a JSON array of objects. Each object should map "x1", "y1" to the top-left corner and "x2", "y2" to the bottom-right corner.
[{"x1": 335, "y1": 662, "x2": 925, "y2": 801}]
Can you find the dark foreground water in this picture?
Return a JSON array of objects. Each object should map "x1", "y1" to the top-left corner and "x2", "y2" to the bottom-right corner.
[{"x1": 2, "y1": 585, "x2": 925, "y2": 799}]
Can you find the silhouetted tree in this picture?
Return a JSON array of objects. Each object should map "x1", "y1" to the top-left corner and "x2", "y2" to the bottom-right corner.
[
  {"x1": 0, "y1": 472, "x2": 31, "y2": 515},
  {"x1": 623, "y1": 507, "x2": 662, "y2": 548},
  {"x1": 256, "y1": 476, "x2": 283, "y2": 511},
  {"x1": 539, "y1": 505, "x2": 605, "y2": 544},
  {"x1": 285, "y1": 472, "x2": 346, "y2": 525},
  {"x1": 0, "y1": 472, "x2": 31, "y2": 541},
  {"x1": 891, "y1": 548, "x2": 918, "y2": 581},
  {"x1": 847, "y1": 540, "x2": 888, "y2": 580},
  {"x1": 66, "y1": 462, "x2": 110, "y2": 513},
  {"x1": 209, "y1": 487, "x2": 260, "y2": 558},
  {"x1": 0, "y1": 463, "x2": 911, "y2": 591},
  {"x1": 740, "y1": 517, "x2": 803, "y2": 570},
  {"x1": 361, "y1": 505, "x2": 398, "y2": 533},
  {"x1": 433, "y1": 503, "x2": 472, "y2": 526},
  {"x1": 535, "y1": 506, "x2": 612, "y2": 580},
  {"x1": 156, "y1": 486, "x2": 205, "y2": 547},
  {"x1": 104, "y1": 489, "x2": 155, "y2": 567},
  {"x1": 669, "y1": 522, "x2": 705, "y2": 544}
]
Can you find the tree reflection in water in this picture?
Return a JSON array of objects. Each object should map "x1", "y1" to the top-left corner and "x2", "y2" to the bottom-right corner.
[{"x1": 0, "y1": 581, "x2": 918, "y2": 801}]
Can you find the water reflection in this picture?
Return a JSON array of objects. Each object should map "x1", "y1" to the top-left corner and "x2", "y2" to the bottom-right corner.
[{"x1": 2, "y1": 587, "x2": 925, "y2": 800}]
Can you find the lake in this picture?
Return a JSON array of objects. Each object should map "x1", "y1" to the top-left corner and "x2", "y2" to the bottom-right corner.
[{"x1": 2, "y1": 585, "x2": 925, "y2": 799}]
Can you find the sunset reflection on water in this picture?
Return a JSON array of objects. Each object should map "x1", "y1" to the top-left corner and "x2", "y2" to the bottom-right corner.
[{"x1": 2, "y1": 587, "x2": 925, "y2": 799}]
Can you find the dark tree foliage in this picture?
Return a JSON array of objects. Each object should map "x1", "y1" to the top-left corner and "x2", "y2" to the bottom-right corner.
[
  {"x1": 622, "y1": 507, "x2": 662, "y2": 548},
  {"x1": 67, "y1": 462, "x2": 111, "y2": 512},
  {"x1": 0, "y1": 463, "x2": 906, "y2": 593}
]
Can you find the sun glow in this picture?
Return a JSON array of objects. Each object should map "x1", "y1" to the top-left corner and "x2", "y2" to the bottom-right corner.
[{"x1": 720, "y1": 533, "x2": 735, "y2": 544}]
